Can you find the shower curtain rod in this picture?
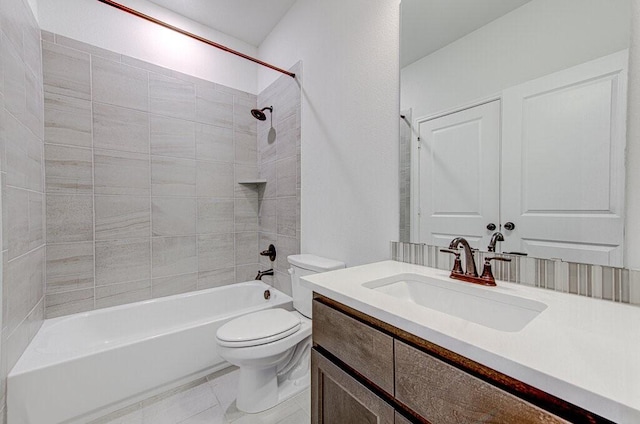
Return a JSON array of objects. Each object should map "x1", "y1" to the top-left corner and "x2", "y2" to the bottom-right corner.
[{"x1": 97, "y1": 0, "x2": 296, "y2": 78}]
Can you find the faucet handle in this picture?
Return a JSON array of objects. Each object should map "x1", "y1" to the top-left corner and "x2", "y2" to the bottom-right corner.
[
  {"x1": 480, "y1": 256, "x2": 512, "y2": 284},
  {"x1": 440, "y1": 249, "x2": 463, "y2": 275}
]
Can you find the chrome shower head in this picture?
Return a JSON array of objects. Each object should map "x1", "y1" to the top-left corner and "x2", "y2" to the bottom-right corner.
[{"x1": 250, "y1": 106, "x2": 273, "y2": 121}]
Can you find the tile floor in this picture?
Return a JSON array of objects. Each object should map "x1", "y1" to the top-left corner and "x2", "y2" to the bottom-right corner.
[{"x1": 100, "y1": 367, "x2": 311, "y2": 424}]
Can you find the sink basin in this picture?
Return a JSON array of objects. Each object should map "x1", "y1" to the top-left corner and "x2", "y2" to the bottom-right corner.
[{"x1": 362, "y1": 273, "x2": 547, "y2": 332}]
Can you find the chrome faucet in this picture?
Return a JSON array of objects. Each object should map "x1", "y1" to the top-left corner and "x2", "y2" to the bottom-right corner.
[
  {"x1": 487, "y1": 232, "x2": 504, "y2": 252},
  {"x1": 448, "y1": 237, "x2": 478, "y2": 277},
  {"x1": 255, "y1": 268, "x2": 274, "y2": 280}
]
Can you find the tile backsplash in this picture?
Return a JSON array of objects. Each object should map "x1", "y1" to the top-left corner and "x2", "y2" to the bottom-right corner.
[{"x1": 391, "y1": 241, "x2": 640, "y2": 306}]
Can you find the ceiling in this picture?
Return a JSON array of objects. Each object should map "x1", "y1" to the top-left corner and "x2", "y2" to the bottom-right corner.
[
  {"x1": 401, "y1": 0, "x2": 532, "y2": 68},
  {"x1": 146, "y1": 0, "x2": 297, "y2": 47},
  {"x1": 146, "y1": 0, "x2": 531, "y2": 68}
]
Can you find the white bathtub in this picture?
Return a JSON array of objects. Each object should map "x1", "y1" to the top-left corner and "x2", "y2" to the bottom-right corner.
[{"x1": 8, "y1": 281, "x2": 292, "y2": 424}]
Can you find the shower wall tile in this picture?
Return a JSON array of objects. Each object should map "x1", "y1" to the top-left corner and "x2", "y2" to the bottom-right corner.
[
  {"x1": 94, "y1": 195, "x2": 150, "y2": 240},
  {"x1": 42, "y1": 41, "x2": 91, "y2": 100},
  {"x1": 198, "y1": 267, "x2": 235, "y2": 290},
  {"x1": 40, "y1": 33, "x2": 263, "y2": 318},
  {"x1": 45, "y1": 242, "x2": 94, "y2": 294},
  {"x1": 233, "y1": 96, "x2": 257, "y2": 135},
  {"x1": 276, "y1": 156, "x2": 297, "y2": 198},
  {"x1": 150, "y1": 115, "x2": 196, "y2": 159},
  {"x1": 276, "y1": 197, "x2": 297, "y2": 237},
  {"x1": 196, "y1": 124, "x2": 234, "y2": 163},
  {"x1": 195, "y1": 84, "x2": 234, "y2": 128},
  {"x1": 55, "y1": 33, "x2": 122, "y2": 62},
  {"x1": 149, "y1": 73, "x2": 196, "y2": 121},
  {"x1": 121, "y1": 55, "x2": 173, "y2": 77},
  {"x1": 92, "y1": 57, "x2": 148, "y2": 111},
  {"x1": 24, "y1": 69, "x2": 44, "y2": 140},
  {"x1": 95, "y1": 280, "x2": 152, "y2": 309},
  {"x1": 6, "y1": 297, "x2": 43, "y2": 373},
  {"x1": 237, "y1": 263, "x2": 260, "y2": 283},
  {"x1": 152, "y1": 236, "x2": 198, "y2": 278},
  {"x1": 235, "y1": 232, "x2": 258, "y2": 266},
  {"x1": 2, "y1": 1, "x2": 45, "y2": 410},
  {"x1": 152, "y1": 273, "x2": 197, "y2": 298},
  {"x1": 196, "y1": 161, "x2": 234, "y2": 198},
  {"x1": 275, "y1": 114, "x2": 299, "y2": 162},
  {"x1": 44, "y1": 92, "x2": 92, "y2": 148},
  {"x1": 94, "y1": 149, "x2": 150, "y2": 196},
  {"x1": 6, "y1": 187, "x2": 43, "y2": 260},
  {"x1": 44, "y1": 144, "x2": 93, "y2": 194},
  {"x1": 152, "y1": 197, "x2": 196, "y2": 236},
  {"x1": 196, "y1": 198, "x2": 234, "y2": 235},
  {"x1": 45, "y1": 288, "x2": 94, "y2": 318},
  {"x1": 151, "y1": 156, "x2": 197, "y2": 197},
  {"x1": 95, "y1": 239, "x2": 151, "y2": 286},
  {"x1": 198, "y1": 233, "x2": 235, "y2": 272},
  {"x1": 275, "y1": 235, "x2": 299, "y2": 274},
  {"x1": 45, "y1": 194, "x2": 93, "y2": 243},
  {"x1": 4, "y1": 110, "x2": 43, "y2": 192},
  {"x1": 257, "y1": 62, "x2": 302, "y2": 285},
  {"x1": 2, "y1": 35, "x2": 27, "y2": 122},
  {"x1": 235, "y1": 196, "x2": 259, "y2": 232},
  {"x1": 92, "y1": 103, "x2": 150, "y2": 153},
  {"x1": 5, "y1": 246, "x2": 44, "y2": 334}
]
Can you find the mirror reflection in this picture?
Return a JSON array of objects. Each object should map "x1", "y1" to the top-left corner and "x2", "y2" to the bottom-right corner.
[{"x1": 400, "y1": 0, "x2": 632, "y2": 267}]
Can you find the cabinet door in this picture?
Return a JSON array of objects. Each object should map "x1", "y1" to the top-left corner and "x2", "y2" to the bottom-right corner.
[
  {"x1": 417, "y1": 100, "x2": 500, "y2": 250},
  {"x1": 394, "y1": 341, "x2": 568, "y2": 424},
  {"x1": 311, "y1": 349, "x2": 394, "y2": 424},
  {"x1": 501, "y1": 50, "x2": 627, "y2": 266}
]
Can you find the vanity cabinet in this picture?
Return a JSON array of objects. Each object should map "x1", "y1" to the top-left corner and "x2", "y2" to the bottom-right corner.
[{"x1": 311, "y1": 295, "x2": 611, "y2": 424}]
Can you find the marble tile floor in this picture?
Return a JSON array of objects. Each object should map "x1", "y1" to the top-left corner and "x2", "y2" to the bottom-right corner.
[{"x1": 99, "y1": 367, "x2": 311, "y2": 424}]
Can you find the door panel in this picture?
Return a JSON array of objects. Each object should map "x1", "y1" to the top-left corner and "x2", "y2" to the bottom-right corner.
[
  {"x1": 501, "y1": 50, "x2": 627, "y2": 266},
  {"x1": 418, "y1": 101, "x2": 500, "y2": 250}
]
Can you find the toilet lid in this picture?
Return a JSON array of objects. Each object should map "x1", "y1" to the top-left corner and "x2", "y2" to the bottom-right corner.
[{"x1": 216, "y1": 309, "x2": 301, "y2": 346}]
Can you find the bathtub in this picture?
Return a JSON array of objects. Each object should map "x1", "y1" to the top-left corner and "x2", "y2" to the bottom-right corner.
[{"x1": 7, "y1": 281, "x2": 292, "y2": 424}]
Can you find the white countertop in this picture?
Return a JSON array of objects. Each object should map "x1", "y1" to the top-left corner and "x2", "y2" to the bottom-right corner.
[{"x1": 301, "y1": 260, "x2": 640, "y2": 424}]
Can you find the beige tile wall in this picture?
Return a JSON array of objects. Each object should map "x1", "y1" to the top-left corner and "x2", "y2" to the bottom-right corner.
[
  {"x1": 257, "y1": 63, "x2": 302, "y2": 295},
  {"x1": 42, "y1": 32, "x2": 265, "y2": 318},
  {"x1": 0, "y1": 0, "x2": 46, "y2": 420}
]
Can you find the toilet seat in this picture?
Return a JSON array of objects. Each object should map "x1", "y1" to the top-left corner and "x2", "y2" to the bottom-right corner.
[{"x1": 216, "y1": 309, "x2": 301, "y2": 348}]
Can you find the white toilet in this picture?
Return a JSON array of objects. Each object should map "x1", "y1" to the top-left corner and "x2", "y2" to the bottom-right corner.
[{"x1": 215, "y1": 254, "x2": 345, "y2": 413}]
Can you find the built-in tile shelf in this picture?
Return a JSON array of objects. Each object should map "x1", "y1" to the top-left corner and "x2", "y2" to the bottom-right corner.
[{"x1": 238, "y1": 179, "x2": 267, "y2": 184}]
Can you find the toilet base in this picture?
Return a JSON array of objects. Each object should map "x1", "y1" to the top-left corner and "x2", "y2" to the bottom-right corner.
[
  {"x1": 236, "y1": 362, "x2": 310, "y2": 414},
  {"x1": 235, "y1": 340, "x2": 311, "y2": 414}
]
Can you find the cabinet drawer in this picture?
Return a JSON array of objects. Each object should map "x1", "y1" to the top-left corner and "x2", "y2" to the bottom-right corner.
[
  {"x1": 395, "y1": 341, "x2": 568, "y2": 424},
  {"x1": 312, "y1": 349, "x2": 394, "y2": 424},
  {"x1": 313, "y1": 299, "x2": 394, "y2": 394}
]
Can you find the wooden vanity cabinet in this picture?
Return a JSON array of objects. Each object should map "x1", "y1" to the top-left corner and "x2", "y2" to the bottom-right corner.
[{"x1": 311, "y1": 295, "x2": 611, "y2": 424}]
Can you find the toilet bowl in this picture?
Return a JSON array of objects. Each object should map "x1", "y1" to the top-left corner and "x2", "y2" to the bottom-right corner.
[{"x1": 215, "y1": 254, "x2": 345, "y2": 413}]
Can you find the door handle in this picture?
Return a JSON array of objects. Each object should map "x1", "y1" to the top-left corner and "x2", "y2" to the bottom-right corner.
[
  {"x1": 486, "y1": 223, "x2": 496, "y2": 231},
  {"x1": 504, "y1": 222, "x2": 515, "y2": 231}
]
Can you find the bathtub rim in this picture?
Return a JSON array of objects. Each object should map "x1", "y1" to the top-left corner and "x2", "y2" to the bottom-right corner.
[{"x1": 9, "y1": 280, "x2": 292, "y2": 376}]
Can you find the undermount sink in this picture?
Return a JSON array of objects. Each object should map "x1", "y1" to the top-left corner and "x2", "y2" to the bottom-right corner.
[{"x1": 362, "y1": 273, "x2": 547, "y2": 332}]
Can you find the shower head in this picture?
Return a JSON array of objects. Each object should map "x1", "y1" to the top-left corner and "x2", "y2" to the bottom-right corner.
[{"x1": 250, "y1": 106, "x2": 273, "y2": 121}]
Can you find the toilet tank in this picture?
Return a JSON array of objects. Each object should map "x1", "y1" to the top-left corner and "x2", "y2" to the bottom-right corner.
[{"x1": 287, "y1": 254, "x2": 345, "y2": 318}]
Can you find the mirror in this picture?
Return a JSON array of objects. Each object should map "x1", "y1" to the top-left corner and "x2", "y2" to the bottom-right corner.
[{"x1": 399, "y1": 0, "x2": 632, "y2": 267}]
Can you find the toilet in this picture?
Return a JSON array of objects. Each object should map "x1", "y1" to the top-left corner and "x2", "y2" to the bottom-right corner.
[{"x1": 215, "y1": 254, "x2": 345, "y2": 413}]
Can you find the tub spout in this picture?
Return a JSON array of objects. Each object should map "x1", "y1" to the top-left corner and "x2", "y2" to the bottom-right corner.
[{"x1": 255, "y1": 268, "x2": 274, "y2": 280}]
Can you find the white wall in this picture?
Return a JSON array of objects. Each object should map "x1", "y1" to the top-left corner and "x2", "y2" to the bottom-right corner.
[
  {"x1": 626, "y1": 0, "x2": 640, "y2": 270},
  {"x1": 401, "y1": 0, "x2": 631, "y2": 119},
  {"x1": 36, "y1": 0, "x2": 259, "y2": 93},
  {"x1": 258, "y1": 0, "x2": 400, "y2": 267}
]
